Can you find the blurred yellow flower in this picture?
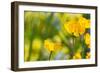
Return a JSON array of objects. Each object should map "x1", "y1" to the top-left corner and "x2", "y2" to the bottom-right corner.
[
  {"x1": 44, "y1": 39, "x2": 62, "y2": 52},
  {"x1": 64, "y1": 16, "x2": 90, "y2": 37},
  {"x1": 73, "y1": 52, "x2": 82, "y2": 59},
  {"x1": 86, "y1": 52, "x2": 90, "y2": 59},
  {"x1": 44, "y1": 39, "x2": 55, "y2": 51},
  {"x1": 79, "y1": 17, "x2": 90, "y2": 29},
  {"x1": 64, "y1": 19, "x2": 85, "y2": 37},
  {"x1": 84, "y1": 33, "x2": 90, "y2": 48}
]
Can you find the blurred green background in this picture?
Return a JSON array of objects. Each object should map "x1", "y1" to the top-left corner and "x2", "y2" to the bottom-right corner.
[{"x1": 24, "y1": 11, "x2": 90, "y2": 62}]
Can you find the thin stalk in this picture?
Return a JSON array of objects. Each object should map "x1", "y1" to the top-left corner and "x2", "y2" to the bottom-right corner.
[
  {"x1": 27, "y1": 37, "x2": 33, "y2": 61},
  {"x1": 49, "y1": 51, "x2": 53, "y2": 60},
  {"x1": 72, "y1": 37, "x2": 75, "y2": 57},
  {"x1": 70, "y1": 36, "x2": 75, "y2": 59},
  {"x1": 27, "y1": 30, "x2": 34, "y2": 61},
  {"x1": 80, "y1": 36, "x2": 86, "y2": 58}
]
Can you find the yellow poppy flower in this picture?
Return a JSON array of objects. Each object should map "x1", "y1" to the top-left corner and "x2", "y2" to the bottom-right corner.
[
  {"x1": 78, "y1": 23, "x2": 85, "y2": 35},
  {"x1": 64, "y1": 16, "x2": 90, "y2": 37},
  {"x1": 84, "y1": 33, "x2": 90, "y2": 48},
  {"x1": 44, "y1": 39, "x2": 55, "y2": 51},
  {"x1": 79, "y1": 17, "x2": 90, "y2": 29},
  {"x1": 64, "y1": 19, "x2": 85, "y2": 37},
  {"x1": 73, "y1": 52, "x2": 82, "y2": 59},
  {"x1": 44, "y1": 39, "x2": 62, "y2": 52}
]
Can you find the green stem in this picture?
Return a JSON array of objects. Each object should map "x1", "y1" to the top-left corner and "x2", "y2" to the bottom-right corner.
[
  {"x1": 72, "y1": 37, "x2": 75, "y2": 57},
  {"x1": 27, "y1": 37, "x2": 33, "y2": 61},
  {"x1": 27, "y1": 30, "x2": 34, "y2": 61},
  {"x1": 80, "y1": 36, "x2": 87, "y2": 59},
  {"x1": 70, "y1": 36, "x2": 75, "y2": 59},
  {"x1": 49, "y1": 51, "x2": 53, "y2": 60}
]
